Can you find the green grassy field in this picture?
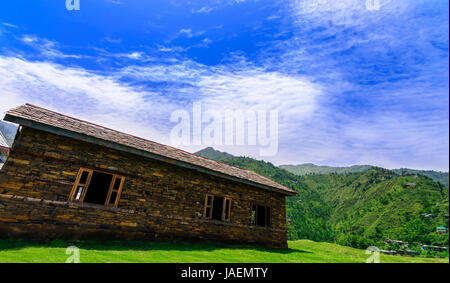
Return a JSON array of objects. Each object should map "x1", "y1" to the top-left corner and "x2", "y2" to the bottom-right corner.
[{"x1": 0, "y1": 239, "x2": 447, "y2": 263}]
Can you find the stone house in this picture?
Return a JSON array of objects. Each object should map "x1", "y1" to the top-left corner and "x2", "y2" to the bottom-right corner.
[{"x1": 0, "y1": 104, "x2": 296, "y2": 248}]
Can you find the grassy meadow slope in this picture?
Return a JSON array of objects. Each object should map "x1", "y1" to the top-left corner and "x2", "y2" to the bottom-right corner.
[{"x1": 0, "y1": 239, "x2": 446, "y2": 263}]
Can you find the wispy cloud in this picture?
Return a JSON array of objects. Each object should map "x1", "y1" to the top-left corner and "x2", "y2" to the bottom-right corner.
[
  {"x1": 18, "y1": 35, "x2": 86, "y2": 59},
  {"x1": 176, "y1": 28, "x2": 205, "y2": 39},
  {"x1": 105, "y1": 0, "x2": 123, "y2": 4},
  {"x1": 194, "y1": 6, "x2": 213, "y2": 13},
  {"x1": 0, "y1": 56, "x2": 173, "y2": 144},
  {"x1": 2, "y1": 23, "x2": 18, "y2": 29},
  {"x1": 103, "y1": 36, "x2": 122, "y2": 44},
  {"x1": 0, "y1": 52, "x2": 324, "y2": 159}
]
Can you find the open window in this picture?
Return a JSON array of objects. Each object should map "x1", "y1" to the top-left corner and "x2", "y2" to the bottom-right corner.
[
  {"x1": 203, "y1": 194, "x2": 232, "y2": 222},
  {"x1": 251, "y1": 204, "x2": 271, "y2": 228},
  {"x1": 69, "y1": 168, "x2": 125, "y2": 207}
]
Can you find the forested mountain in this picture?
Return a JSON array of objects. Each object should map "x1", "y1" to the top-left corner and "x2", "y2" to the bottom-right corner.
[
  {"x1": 300, "y1": 170, "x2": 449, "y2": 249},
  {"x1": 195, "y1": 148, "x2": 449, "y2": 250}
]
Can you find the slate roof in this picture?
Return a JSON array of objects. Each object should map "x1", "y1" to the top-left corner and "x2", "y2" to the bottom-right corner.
[{"x1": 4, "y1": 104, "x2": 296, "y2": 196}]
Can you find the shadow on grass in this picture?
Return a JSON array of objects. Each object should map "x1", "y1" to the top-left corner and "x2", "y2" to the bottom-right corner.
[{"x1": 0, "y1": 238, "x2": 311, "y2": 255}]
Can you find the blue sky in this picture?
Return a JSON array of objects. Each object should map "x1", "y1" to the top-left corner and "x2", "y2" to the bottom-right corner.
[{"x1": 0, "y1": 0, "x2": 448, "y2": 171}]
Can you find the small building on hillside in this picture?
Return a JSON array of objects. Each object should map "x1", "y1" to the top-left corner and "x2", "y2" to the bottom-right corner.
[
  {"x1": 436, "y1": 227, "x2": 448, "y2": 235},
  {"x1": 0, "y1": 104, "x2": 296, "y2": 248}
]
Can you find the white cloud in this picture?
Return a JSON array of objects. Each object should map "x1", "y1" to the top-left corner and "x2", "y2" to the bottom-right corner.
[
  {"x1": 2, "y1": 22, "x2": 19, "y2": 29},
  {"x1": 20, "y1": 35, "x2": 37, "y2": 43},
  {"x1": 196, "y1": 69, "x2": 321, "y2": 121},
  {"x1": 93, "y1": 48, "x2": 158, "y2": 63},
  {"x1": 103, "y1": 36, "x2": 122, "y2": 44},
  {"x1": 202, "y1": 38, "x2": 213, "y2": 45},
  {"x1": 0, "y1": 56, "x2": 173, "y2": 144},
  {"x1": 195, "y1": 6, "x2": 213, "y2": 13},
  {"x1": 0, "y1": 53, "x2": 324, "y2": 162},
  {"x1": 18, "y1": 35, "x2": 85, "y2": 59},
  {"x1": 176, "y1": 28, "x2": 205, "y2": 39},
  {"x1": 116, "y1": 60, "x2": 324, "y2": 158},
  {"x1": 119, "y1": 52, "x2": 143, "y2": 60},
  {"x1": 105, "y1": 0, "x2": 123, "y2": 4},
  {"x1": 179, "y1": 29, "x2": 193, "y2": 38},
  {"x1": 118, "y1": 61, "x2": 322, "y2": 123}
]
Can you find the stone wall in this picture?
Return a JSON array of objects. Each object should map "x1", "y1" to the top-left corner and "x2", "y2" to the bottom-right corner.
[{"x1": 0, "y1": 127, "x2": 288, "y2": 248}]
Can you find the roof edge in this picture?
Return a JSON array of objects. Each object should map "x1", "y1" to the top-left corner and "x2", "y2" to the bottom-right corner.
[{"x1": 4, "y1": 114, "x2": 297, "y2": 196}]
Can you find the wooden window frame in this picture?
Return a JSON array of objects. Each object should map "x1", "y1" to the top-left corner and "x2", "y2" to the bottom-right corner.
[
  {"x1": 222, "y1": 197, "x2": 232, "y2": 222},
  {"x1": 204, "y1": 194, "x2": 214, "y2": 220},
  {"x1": 69, "y1": 168, "x2": 125, "y2": 208},
  {"x1": 203, "y1": 194, "x2": 232, "y2": 222},
  {"x1": 69, "y1": 168, "x2": 93, "y2": 202},
  {"x1": 105, "y1": 175, "x2": 125, "y2": 207}
]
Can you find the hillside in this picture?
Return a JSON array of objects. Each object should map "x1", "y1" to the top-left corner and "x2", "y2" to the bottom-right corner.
[
  {"x1": 392, "y1": 169, "x2": 449, "y2": 188},
  {"x1": 195, "y1": 148, "x2": 449, "y2": 250},
  {"x1": 300, "y1": 170, "x2": 449, "y2": 249},
  {"x1": 0, "y1": 239, "x2": 446, "y2": 263}
]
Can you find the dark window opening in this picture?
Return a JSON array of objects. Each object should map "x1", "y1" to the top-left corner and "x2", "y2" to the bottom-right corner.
[
  {"x1": 212, "y1": 196, "x2": 224, "y2": 221},
  {"x1": 79, "y1": 171, "x2": 89, "y2": 184},
  {"x1": 223, "y1": 198, "x2": 231, "y2": 221},
  {"x1": 108, "y1": 191, "x2": 118, "y2": 205},
  {"x1": 113, "y1": 177, "x2": 121, "y2": 190},
  {"x1": 252, "y1": 205, "x2": 271, "y2": 228},
  {"x1": 83, "y1": 171, "x2": 113, "y2": 205}
]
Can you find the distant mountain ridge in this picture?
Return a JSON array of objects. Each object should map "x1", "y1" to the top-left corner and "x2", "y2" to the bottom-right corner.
[
  {"x1": 194, "y1": 147, "x2": 449, "y2": 188},
  {"x1": 280, "y1": 164, "x2": 374, "y2": 175},
  {"x1": 280, "y1": 164, "x2": 449, "y2": 188}
]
